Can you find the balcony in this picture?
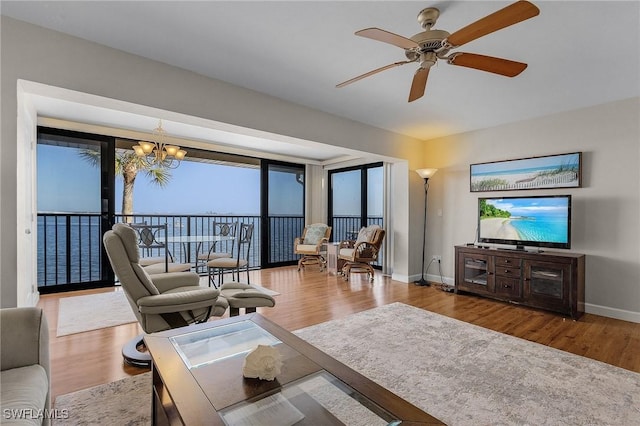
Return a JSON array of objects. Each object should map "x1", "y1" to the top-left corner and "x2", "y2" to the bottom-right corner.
[{"x1": 37, "y1": 213, "x2": 383, "y2": 290}]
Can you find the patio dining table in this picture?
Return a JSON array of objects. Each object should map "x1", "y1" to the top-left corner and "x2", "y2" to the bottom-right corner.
[{"x1": 166, "y1": 235, "x2": 235, "y2": 267}]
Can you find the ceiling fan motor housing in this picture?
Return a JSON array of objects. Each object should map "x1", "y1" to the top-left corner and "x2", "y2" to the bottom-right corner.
[{"x1": 405, "y1": 29, "x2": 451, "y2": 61}]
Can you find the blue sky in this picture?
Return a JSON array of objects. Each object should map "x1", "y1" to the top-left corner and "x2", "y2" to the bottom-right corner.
[
  {"x1": 488, "y1": 197, "x2": 570, "y2": 216},
  {"x1": 37, "y1": 145, "x2": 303, "y2": 215},
  {"x1": 37, "y1": 144, "x2": 382, "y2": 216}
]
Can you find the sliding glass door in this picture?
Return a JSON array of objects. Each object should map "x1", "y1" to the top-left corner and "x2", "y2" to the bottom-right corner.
[
  {"x1": 37, "y1": 128, "x2": 115, "y2": 292},
  {"x1": 328, "y1": 163, "x2": 384, "y2": 241},
  {"x1": 328, "y1": 163, "x2": 385, "y2": 266},
  {"x1": 261, "y1": 161, "x2": 305, "y2": 267}
]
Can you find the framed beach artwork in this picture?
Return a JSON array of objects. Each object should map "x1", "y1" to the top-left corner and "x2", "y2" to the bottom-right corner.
[{"x1": 470, "y1": 152, "x2": 582, "y2": 192}]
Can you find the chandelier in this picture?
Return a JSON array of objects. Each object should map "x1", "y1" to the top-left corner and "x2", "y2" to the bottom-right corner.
[{"x1": 132, "y1": 120, "x2": 186, "y2": 169}]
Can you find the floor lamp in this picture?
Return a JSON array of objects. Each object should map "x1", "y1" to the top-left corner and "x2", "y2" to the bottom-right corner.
[{"x1": 414, "y1": 168, "x2": 438, "y2": 286}]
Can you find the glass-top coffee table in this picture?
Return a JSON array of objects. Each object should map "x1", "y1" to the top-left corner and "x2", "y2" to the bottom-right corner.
[{"x1": 145, "y1": 314, "x2": 444, "y2": 425}]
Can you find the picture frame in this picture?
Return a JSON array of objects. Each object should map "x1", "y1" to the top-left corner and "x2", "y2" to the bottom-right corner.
[{"x1": 470, "y1": 152, "x2": 582, "y2": 192}]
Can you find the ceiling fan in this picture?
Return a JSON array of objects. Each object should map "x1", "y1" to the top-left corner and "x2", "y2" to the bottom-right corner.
[{"x1": 336, "y1": 0, "x2": 540, "y2": 102}]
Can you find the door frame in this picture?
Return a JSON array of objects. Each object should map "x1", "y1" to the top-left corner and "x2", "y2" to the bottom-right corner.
[
  {"x1": 260, "y1": 159, "x2": 306, "y2": 268},
  {"x1": 36, "y1": 127, "x2": 116, "y2": 293}
]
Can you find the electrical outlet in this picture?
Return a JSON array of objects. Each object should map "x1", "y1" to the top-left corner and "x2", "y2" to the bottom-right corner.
[{"x1": 432, "y1": 255, "x2": 441, "y2": 262}]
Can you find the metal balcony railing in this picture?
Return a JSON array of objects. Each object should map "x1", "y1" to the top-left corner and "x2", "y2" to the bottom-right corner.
[
  {"x1": 37, "y1": 213, "x2": 306, "y2": 288},
  {"x1": 37, "y1": 213, "x2": 384, "y2": 288}
]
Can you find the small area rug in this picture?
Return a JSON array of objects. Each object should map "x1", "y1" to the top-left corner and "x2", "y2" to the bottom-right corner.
[
  {"x1": 57, "y1": 291, "x2": 137, "y2": 336},
  {"x1": 57, "y1": 280, "x2": 279, "y2": 337},
  {"x1": 52, "y1": 303, "x2": 640, "y2": 425},
  {"x1": 53, "y1": 373, "x2": 151, "y2": 425}
]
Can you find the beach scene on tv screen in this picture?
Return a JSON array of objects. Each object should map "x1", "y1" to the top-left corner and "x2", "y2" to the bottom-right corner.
[{"x1": 479, "y1": 198, "x2": 569, "y2": 243}]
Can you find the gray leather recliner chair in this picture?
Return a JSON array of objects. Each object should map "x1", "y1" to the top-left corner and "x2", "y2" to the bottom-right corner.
[{"x1": 103, "y1": 223, "x2": 228, "y2": 366}]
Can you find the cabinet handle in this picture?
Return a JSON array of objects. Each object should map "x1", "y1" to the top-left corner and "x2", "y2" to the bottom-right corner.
[
  {"x1": 504, "y1": 269, "x2": 510, "y2": 273},
  {"x1": 503, "y1": 284, "x2": 512, "y2": 288}
]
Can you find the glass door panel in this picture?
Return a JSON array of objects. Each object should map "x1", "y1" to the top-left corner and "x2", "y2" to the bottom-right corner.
[
  {"x1": 263, "y1": 162, "x2": 305, "y2": 266},
  {"x1": 330, "y1": 169, "x2": 362, "y2": 242},
  {"x1": 37, "y1": 128, "x2": 114, "y2": 291},
  {"x1": 329, "y1": 163, "x2": 385, "y2": 268}
]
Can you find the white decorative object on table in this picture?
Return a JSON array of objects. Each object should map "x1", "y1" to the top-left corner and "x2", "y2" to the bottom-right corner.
[{"x1": 242, "y1": 345, "x2": 283, "y2": 381}]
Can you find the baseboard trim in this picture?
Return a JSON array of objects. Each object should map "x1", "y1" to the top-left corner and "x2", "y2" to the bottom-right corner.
[
  {"x1": 397, "y1": 276, "x2": 639, "y2": 323},
  {"x1": 401, "y1": 273, "x2": 454, "y2": 286},
  {"x1": 585, "y1": 303, "x2": 640, "y2": 324},
  {"x1": 391, "y1": 273, "x2": 410, "y2": 283}
]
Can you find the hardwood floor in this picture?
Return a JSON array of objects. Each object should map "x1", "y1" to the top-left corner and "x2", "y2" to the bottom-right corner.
[{"x1": 38, "y1": 266, "x2": 640, "y2": 403}]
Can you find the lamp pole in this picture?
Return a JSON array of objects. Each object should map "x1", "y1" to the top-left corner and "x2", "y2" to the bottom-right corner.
[{"x1": 414, "y1": 168, "x2": 437, "y2": 286}]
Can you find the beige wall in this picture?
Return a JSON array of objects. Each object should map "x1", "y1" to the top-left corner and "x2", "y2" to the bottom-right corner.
[
  {"x1": 3, "y1": 17, "x2": 638, "y2": 321},
  {"x1": 424, "y1": 98, "x2": 640, "y2": 321},
  {"x1": 1, "y1": 17, "x2": 427, "y2": 307}
]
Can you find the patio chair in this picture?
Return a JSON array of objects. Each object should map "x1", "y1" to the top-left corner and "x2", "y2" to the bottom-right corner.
[
  {"x1": 294, "y1": 223, "x2": 331, "y2": 271},
  {"x1": 103, "y1": 223, "x2": 228, "y2": 367},
  {"x1": 129, "y1": 223, "x2": 192, "y2": 273},
  {"x1": 207, "y1": 223, "x2": 254, "y2": 288},
  {"x1": 338, "y1": 224, "x2": 386, "y2": 282},
  {"x1": 196, "y1": 221, "x2": 237, "y2": 272}
]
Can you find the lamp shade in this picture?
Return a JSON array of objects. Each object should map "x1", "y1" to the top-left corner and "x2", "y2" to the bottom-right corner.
[{"x1": 416, "y1": 168, "x2": 438, "y2": 180}]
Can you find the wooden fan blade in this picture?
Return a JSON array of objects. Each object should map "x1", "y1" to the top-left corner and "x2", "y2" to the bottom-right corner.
[
  {"x1": 408, "y1": 67, "x2": 430, "y2": 102},
  {"x1": 336, "y1": 61, "x2": 413, "y2": 88},
  {"x1": 446, "y1": 0, "x2": 540, "y2": 47},
  {"x1": 449, "y1": 53, "x2": 527, "y2": 77},
  {"x1": 356, "y1": 28, "x2": 420, "y2": 50}
]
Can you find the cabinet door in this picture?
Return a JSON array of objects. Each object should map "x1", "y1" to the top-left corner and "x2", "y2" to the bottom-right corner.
[
  {"x1": 523, "y1": 260, "x2": 571, "y2": 312},
  {"x1": 457, "y1": 252, "x2": 495, "y2": 294}
]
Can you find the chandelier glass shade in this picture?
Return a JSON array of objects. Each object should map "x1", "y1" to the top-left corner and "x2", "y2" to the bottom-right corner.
[{"x1": 132, "y1": 120, "x2": 186, "y2": 169}]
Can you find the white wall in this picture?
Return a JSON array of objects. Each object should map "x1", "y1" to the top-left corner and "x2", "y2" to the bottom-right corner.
[
  {"x1": 424, "y1": 98, "x2": 640, "y2": 322},
  {"x1": 1, "y1": 17, "x2": 427, "y2": 307}
]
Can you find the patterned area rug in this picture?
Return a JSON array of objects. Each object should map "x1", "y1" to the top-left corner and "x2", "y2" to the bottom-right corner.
[
  {"x1": 52, "y1": 373, "x2": 151, "y2": 425},
  {"x1": 52, "y1": 303, "x2": 640, "y2": 425},
  {"x1": 57, "y1": 291, "x2": 137, "y2": 336},
  {"x1": 295, "y1": 303, "x2": 640, "y2": 425}
]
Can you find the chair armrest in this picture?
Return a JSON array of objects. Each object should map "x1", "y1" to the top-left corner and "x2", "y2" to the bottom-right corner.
[
  {"x1": 149, "y1": 271, "x2": 200, "y2": 293},
  {"x1": 137, "y1": 288, "x2": 220, "y2": 314},
  {"x1": 0, "y1": 308, "x2": 49, "y2": 379},
  {"x1": 316, "y1": 237, "x2": 330, "y2": 249},
  {"x1": 353, "y1": 241, "x2": 379, "y2": 259},
  {"x1": 338, "y1": 240, "x2": 355, "y2": 249}
]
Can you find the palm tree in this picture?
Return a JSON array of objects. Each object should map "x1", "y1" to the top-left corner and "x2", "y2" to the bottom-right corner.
[{"x1": 79, "y1": 149, "x2": 171, "y2": 222}]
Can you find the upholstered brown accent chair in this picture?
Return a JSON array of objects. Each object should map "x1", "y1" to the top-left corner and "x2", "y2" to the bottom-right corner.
[
  {"x1": 103, "y1": 223, "x2": 228, "y2": 367},
  {"x1": 294, "y1": 223, "x2": 332, "y2": 271},
  {"x1": 129, "y1": 223, "x2": 192, "y2": 274},
  {"x1": 338, "y1": 224, "x2": 386, "y2": 282}
]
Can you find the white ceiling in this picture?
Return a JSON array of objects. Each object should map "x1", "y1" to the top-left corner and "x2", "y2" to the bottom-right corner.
[{"x1": 3, "y1": 1, "x2": 640, "y2": 159}]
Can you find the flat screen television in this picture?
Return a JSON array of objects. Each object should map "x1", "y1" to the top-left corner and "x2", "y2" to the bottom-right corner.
[{"x1": 477, "y1": 195, "x2": 571, "y2": 250}]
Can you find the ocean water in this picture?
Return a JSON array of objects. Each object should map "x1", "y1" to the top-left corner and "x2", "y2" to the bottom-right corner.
[{"x1": 509, "y1": 213, "x2": 568, "y2": 243}]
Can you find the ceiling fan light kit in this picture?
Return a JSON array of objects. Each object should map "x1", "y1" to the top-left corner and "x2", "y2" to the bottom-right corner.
[{"x1": 337, "y1": 0, "x2": 540, "y2": 102}]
